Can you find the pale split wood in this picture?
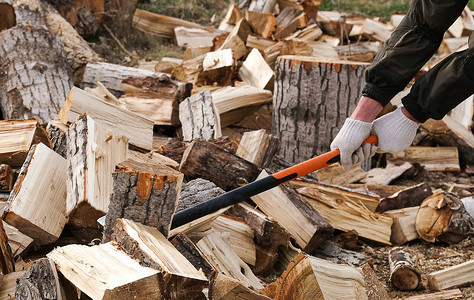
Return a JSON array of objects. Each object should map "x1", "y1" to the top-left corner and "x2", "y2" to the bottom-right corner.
[
  {"x1": 361, "y1": 162, "x2": 413, "y2": 185},
  {"x1": 196, "y1": 232, "x2": 264, "y2": 290},
  {"x1": 236, "y1": 129, "x2": 280, "y2": 168},
  {"x1": 122, "y1": 96, "x2": 178, "y2": 126},
  {"x1": 289, "y1": 180, "x2": 380, "y2": 212},
  {"x1": 59, "y1": 87, "x2": 153, "y2": 150},
  {"x1": 0, "y1": 271, "x2": 26, "y2": 299},
  {"x1": 208, "y1": 215, "x2": 256, "y2": 266},
  {"x1": 66, "y1": 115, "x2": 128, "y2": 228},
  {"x1": 4, "y1": 143, "x2": 67, "y2": 245},
  {"x1": 0, "y1": 120, "x2": 52, "y2": 168},
  {"x1": 2, "y1": 221, "x2": 33, "y2": 257},
  {"x1": 403, "y1": 289, "x2": 463, "y2": 300},
  {"x1": 298, "y1": 186, "x2": 392, "y2": 245},
  {"x1": 361, "y1": 18, "x2": 393, "y2": 42},
  {"x1": 314, "y1": 163, "x2": 367, "y2": 186},
  {"x1": 154, "y1": 57, "x2": 182, "y2": 73},
  {"x1": 218, "y1": 4, "x2": 243, "y2": 31},
  {"x1": 209, "y1": 273, "x2": 271, "y2": 300},
  {"x1": 274, "y1": 12, "x2": 308, "y2": 40},
  {"x1": 111, "y1": 218, "x2": 207, "y2": 299},
  {"x1": 212, "y1": 85, "x2": 273, "y2": 127},
  {"x1": 47, "y1": 243, "x2": 162, "y2": 300},
  {"x1": 251, "y1": 170, "x2": 333, "y2": 252},
  {"x1": 427, "y1": 260, "x2": 474, "y2": 291},
  {"x1": 245, "y1": 10, "x2": 277, "y2": 38},
  {"x1": 239, "y1": 48, "x2": 274, "y2": 90},
  {"x1": 384, "y1": 207, "x2": 419, "y2": 245},
  {"x1": 386, "y1": 146, "x2": 460, "y2": 172},
  {"x1": 132, "y1": 8, "x2": 202, "y2": 39},
  {"x1": 174, "y1": 26, "x2": 223, "y2": 48},
  {"x1": 249, "y1": 0, "x2": 277, "y2": 13}
]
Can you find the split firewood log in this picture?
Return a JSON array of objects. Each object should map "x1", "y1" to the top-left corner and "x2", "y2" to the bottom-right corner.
[
  {"x1": 416, "y1": 192, "x2": 474, "y2": 243},
  {"x1": 16, "y1": 258, "x2": 63, "y2": 299}
]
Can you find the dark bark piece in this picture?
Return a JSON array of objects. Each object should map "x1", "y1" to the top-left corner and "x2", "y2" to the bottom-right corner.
[
  {"x1": 272, "y1": 55, "x2": 368, "y2": 163},
  {"x1": 376, "y1": 183, "x2": 432, "y2": 213},
  {"x1": 312, "y1": 241, "x2": 368, "y2": 267},
  {"x1": 0, "y1": 25, "x2": 73, "y2": 124},
  {"x1": 0, "y1": 220, "x2": 15, "y2": 275},
  {"x1": 389, "y1": 247, "x2": 421, "y2": 291},
  {"x1": 0, "y1": 164, "x2": 13, "y2": 192},
  {"x1": 16, "y1": 258, "x2": 62, "y2": 299},
  {"x1": 46, "y1": 120, "x2": 68, "y2": 159},
  {"x1": 176, "y1": 178, "x2": 225, "y2": 213},
  {"x1": 103, "y1": 153, "x2": 184, "y2": 241},
  {"x1": 179, "y1": 139, "x2": 261, "y2": 191},
  {"x1": 226, "y1": 203, "x2": 290, "y2": 247},
  {"x1": 170, "y1": 233, "x2": 214, "y2": 278},
  {"x1": 0, "y1": 0, "x2": 15, "y2": 31}
]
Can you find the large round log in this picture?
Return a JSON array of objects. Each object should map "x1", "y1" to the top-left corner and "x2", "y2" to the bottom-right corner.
[
  {"x1": 272, "y1": 55, "x2": 368, "y2": 163},
  {"x1": 0, "y1": 24, "x2": 73, "y2": 124}
]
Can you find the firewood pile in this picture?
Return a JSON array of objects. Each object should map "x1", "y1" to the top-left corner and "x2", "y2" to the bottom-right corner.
[{"x1": 0, "y1": 0, "x2": 473, "y2": 298}]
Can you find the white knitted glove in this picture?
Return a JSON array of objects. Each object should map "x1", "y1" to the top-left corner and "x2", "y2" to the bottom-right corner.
[
  {"x1": 330, "y1": 118, "x2": 376, "y2": 171},
  {"x1": 372, "y1": 107, "x2": 419, "y2": 154}
]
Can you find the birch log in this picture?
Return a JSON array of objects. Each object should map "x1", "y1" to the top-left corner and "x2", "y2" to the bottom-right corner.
[{"x1": 388, "y1": 247, "x2": 421, "y2": 291}]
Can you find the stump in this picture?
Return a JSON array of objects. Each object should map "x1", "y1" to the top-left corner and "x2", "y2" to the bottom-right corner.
[{"x1": 272, "y1": 56, "x2": 368, "y2": 163}]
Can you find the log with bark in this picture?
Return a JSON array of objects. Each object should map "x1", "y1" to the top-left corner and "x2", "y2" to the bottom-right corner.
[
  {"x1": 3, "y1": 143, "x2": 67, "y2": 245},
  {"x1": 0, "y1": 120, "x2": 52, "y2": 168},
  {"x1": 170, "y1": 178, "x2": 227, "y2": 237},
  {"x1": 103, "y1": 152, "x2": 183, "y2": 240},
  {"x1": 170, "y1": 233, "x2": 214, "y2": 278},
  {"x1": 179, "y1": 139, "x2": 261, "y2": 191},
  {"x1": 59, "y1": 87, "x2": 154, "y2": 150},
  {"x1": 376, "y1": 182, "x2": 432, "y2": 213},
  {"x1": 47, "y1": 243, "x2": 163, "y2": 299},
  {"x1": 111, "y1": 218, "x2": 208, "y2": 299},
  {"x1": 416, "y1": 192, "x2": 474, "y2": 243},
  {"x1": 386, "y1": 146, "x2": 460, "y2": 172},
  {"x1": 388, "y1": 247, "x2": 421, "y2": 291},
  {"x1": 0, "y1": 221, "x2": 14, "y2": 275},
  {"x1": 179, "y1": 90, "x2": 220, "y2": 142},
  {"x1": 0, "y1": 271, "x2": 25, "y2": 299},
  {"x1": 0, "y1": 24, "x2": 73, "y2": 124},
  {"x1": 251, "y1": 170, "x2": 333, "y2": 252},
  {"x1": 42, "y1": 2, "x2": 101, "y2": 84},
  {"x1": 45, "y1": 120, "x2": 68, "y2": 159},
  {"x1": 0, "y1": 0, "x2": 15, "y2": 31},
  {"x1": 273, "y1": 56, "x2": 368, "y2": 163},
  {"x1": 16, "y1": 258, "x2": 63, "y2": 299},
  {"x1": 66, "y1": 114, "x2": 128, "y2": 228}
]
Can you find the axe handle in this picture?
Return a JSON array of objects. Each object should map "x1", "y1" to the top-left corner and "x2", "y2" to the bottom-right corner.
[{"x1": 170, "y1": 135, "x2": 378, "y2": 230}]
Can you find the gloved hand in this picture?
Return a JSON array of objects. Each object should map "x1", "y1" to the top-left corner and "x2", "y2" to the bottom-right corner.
[
  {"x1": 372, "y1": 106, "x2": 419, "y2": 154},
  {"x1": 330, "y1": 118, "x2": 377, "y2": 171}
]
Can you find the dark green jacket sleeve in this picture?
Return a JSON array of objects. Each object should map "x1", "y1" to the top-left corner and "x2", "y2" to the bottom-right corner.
[{"x1": 362, "y1": 0, "x2": 472, "y2": 122}]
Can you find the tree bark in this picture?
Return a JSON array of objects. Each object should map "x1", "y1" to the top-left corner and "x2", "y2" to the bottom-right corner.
[
  {"x1": 170, "y1": 233, "x2": 214, "y2": 278},
  {"x1": 46, "y1": 120, "x2": 68, "y2": 159},
  {"x1": 103, "y1": 154, "x2": 184, "y2": 241},
  {"x1": 0, "y1": 25, "x2": 73, "y2": 124},
  {"x1": 16, "y1": 258, "x2": 62, "y2": 299},
  {"x1": 272, "y1": 55, "x2": 368, "y2": 163}
]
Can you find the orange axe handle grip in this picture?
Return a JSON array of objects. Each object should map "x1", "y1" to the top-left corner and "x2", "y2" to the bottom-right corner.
[{"x1": 273, "y1": 135, "x2": 378, "y2": 182}]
